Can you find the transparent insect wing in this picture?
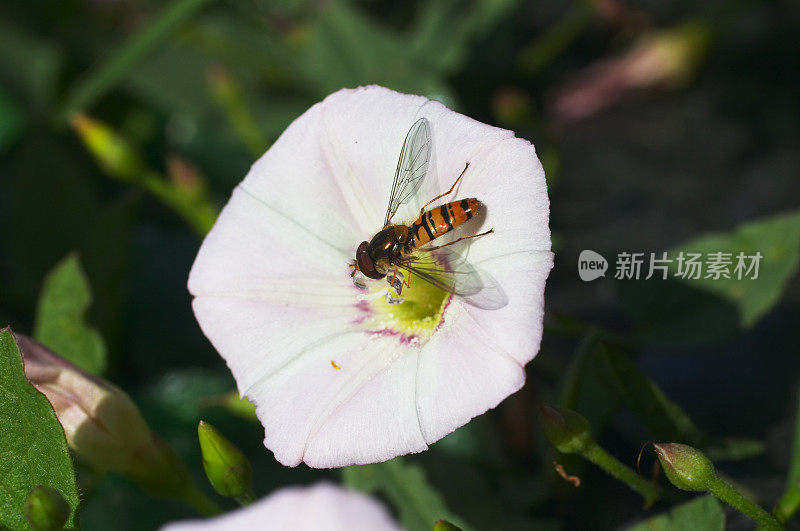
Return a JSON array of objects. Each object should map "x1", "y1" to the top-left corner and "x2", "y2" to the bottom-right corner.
[
  {"x1": 384, "y1": 118, "x2": 433, "y2": 226},
  {"x1": 404, "y1": 247, "x2": 508, "y2": 310}
]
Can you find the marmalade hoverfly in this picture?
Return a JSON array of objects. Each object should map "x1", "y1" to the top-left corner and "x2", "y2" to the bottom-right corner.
[{"x1": 351, "y1": 118, "x2": 507, "y2": 310}]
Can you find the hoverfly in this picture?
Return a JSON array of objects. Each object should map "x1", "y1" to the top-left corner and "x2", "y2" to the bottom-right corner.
[{"x1": 351, "y1": 118, "x2": 507, "y2": 310}]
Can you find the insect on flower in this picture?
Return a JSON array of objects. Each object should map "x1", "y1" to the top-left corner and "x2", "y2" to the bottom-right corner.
[
  {"x1": 188, "y1": 86, "x2": 553, "y2": 468},
  {"x1": 351, "y1": 118, "x2": 506, "y2": 309}
]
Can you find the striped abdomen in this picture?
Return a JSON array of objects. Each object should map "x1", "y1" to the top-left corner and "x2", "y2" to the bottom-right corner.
[{"x1": 410, "y1": 198, "x2": 482, "y2": 247}]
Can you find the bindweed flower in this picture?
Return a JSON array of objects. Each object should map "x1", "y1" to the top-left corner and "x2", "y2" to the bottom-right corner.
[
  {"x1": 162, "y1": 482, "x2": 400, "y2": 531},
  {"x1": 189, "y1": 85, "x2": 552, "y2": 467},
  {"x1": 15, "y1": 334, "x2": 193, "y2": 498}
]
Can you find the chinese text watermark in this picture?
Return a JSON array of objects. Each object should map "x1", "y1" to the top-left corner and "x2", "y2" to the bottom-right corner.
[{"x1": 579, "y1": 250, "x2": 762, "y2": 282}]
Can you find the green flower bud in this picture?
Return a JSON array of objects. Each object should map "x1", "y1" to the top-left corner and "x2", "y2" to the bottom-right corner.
[
  {"x1": 25, "y1": 486, "x2": 70, "y2": 531},
  {"x1": 653, "y1": 443, "x2": 716, "y2": 492},
  {"x1": 198, "y1": 420, "x2": 253, "y2": 501},
  {"x1": 433, "y1": 519, "x2": 462, "y2": 531},
  {"x1": 537, "y1": 405, "x2": 592, "y2": 454},
  {"x1": 70, "y1": 113, "x2": 146, "y2": 182}
]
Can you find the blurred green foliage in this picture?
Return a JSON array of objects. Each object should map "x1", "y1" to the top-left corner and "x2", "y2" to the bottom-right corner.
[{"x1": 1, "y1": 0, "x2": 799, "y2": 529}]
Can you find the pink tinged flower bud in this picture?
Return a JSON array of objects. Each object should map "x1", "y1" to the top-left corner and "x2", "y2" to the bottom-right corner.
[
  {"x1": 15, "y1": 334, "x2": 192, "y2": 497},
  {"x1": 653, "y1": 442, "x2": 716, "y2": 492},
  {"x1": 25, "y1": 486, "x2": 70, "y2": 531},
  {"x1": 537, "y1": 405, "x2": 592, "y2": 454},
  {"x1": 162, "y1": 482, "x2": 401, "y2": 531},
  {"x1": 551, "y1": 21, "x2": 711, "y2": 122}
]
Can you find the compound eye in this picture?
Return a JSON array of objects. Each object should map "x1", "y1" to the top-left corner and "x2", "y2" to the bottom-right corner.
[{"x1": 356, "y1": 241, "x2": 384, "y2": 280}]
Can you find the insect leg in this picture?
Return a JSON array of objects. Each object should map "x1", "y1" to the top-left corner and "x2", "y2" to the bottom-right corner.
[
  {"x1": 419, "y1": 162, "x2": 470, "y2": 214},
  {"x1": 426, "y1": 229, "x2": 494, "y2": 251},
  {"x1": 401, "y1": 268, "x2": 412, "y2": 288}
]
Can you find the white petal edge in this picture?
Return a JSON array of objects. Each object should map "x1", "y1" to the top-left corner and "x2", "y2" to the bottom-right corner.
[{"x1": 161, "y1": 482, "x2": 400, "y2": 531}]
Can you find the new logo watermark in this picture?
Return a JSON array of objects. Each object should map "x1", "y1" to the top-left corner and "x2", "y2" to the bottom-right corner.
[
  {"x1": 578, "y1": 250, "x2": 608, "y2": 281},
  {"x1": 578, "y1": 250, "x2": 763, "y2": 282}
]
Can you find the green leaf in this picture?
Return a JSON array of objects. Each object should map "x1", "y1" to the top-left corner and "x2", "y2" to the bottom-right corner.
[
  {"x1": 597, "y1": 343, "x2": 706, "y2": 443},
  {"x1": 343, "y1": 457, "x2": 469, "y2": 531},
  {"x1": 34, "y1": 253, "x2": 107, "y2": 374},
  {"x1": 669, "y1": 210, "x2": 800, "y2": 327},
  {"x1": 300, "y1": 1, "x2": 455, "y2": 101},
  {"x1": 409, "y1": 0, "x2": 522, "y2": 75},
  {"x1": 0, "y1": 329, "x2": 80, "y2": 529},
  {"x1": 596, "y1": 343, "x2": 763, "y2": 460},
  {"x1": 627, "y1": 496, "x2": 724, "y2": 531}
]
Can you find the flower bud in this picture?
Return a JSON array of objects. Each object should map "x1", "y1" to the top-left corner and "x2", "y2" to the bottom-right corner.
[
  {"x1": 198, "y1": 420, "x2": 253, "y2": 501},
  {"x1": 653, "y1": 443, "x2": 716, "y2": 492},
  {"x1": 70, "y1": 113, "x2": 146, "y2": 182},
  {"x1": 15, "y1": 334, "x2": 193, "y2": 498},
  {"x1": 537, "y1": 405, "x2": 592, "y2": 454},
  {"x1": 25, "y1": 486, "x2": 70, "y2": 531},
  {"x1": 433, "y1": 519, "x2": 462, "y2": 531},
  {"x1": 551, "y1": 20, "x2": 711, "y2": 122}
]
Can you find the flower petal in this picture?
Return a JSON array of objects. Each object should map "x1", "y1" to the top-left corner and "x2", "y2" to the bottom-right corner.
[
  {"x1": 467, "y1": 251, "x2": 554, "y2": 365},
  {"x1": 454, "y1": 137, "x2": 552, "y2": 260},
  {"x1": 248, "y1": 331, "x2": 427, "y2": 467},
  {"x1": 320, "y1": 86, "x2": 517, "y2": 226},
  {"x1": 188, "y1": 188, "x2": 352, "y2": 298},
  {"x1": 161, "y1": 482, "x2": 399, "y2": 531},
  {"x1": 192, "y1": 297, "x2": 357, "y2": 396}
]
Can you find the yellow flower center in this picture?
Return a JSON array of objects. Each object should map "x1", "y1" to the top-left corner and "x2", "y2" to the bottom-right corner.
[{"x1": 359, "y1": 275, "x2": 451, "y2": 345}]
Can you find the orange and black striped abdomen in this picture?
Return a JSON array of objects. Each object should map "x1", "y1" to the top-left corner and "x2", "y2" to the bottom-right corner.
[{"x1": 410, "y1": 198, "x2": 482, "y2": 247}]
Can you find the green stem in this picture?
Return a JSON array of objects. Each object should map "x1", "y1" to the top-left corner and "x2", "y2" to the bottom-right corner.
[
  {"x1": 706, "y1": 477, "x2": 782, "y2": 530},
  {"x1": 140, "y1": 171, "x2": 217, "y2": 236},
  {"x1": 181, "y1": 483, "x2": 223, "y2": 517},
  {"x1": 60, "y1": 0, "x2": 216, "y2": 120},
  {"x1": 775, "y1": 484, "x2": 800, "y2": 525},
  {"x1": 208, "y1": 67, "x2": 269, "y2": 158},
  {"x1": 774, "y1": 386, "x2": 800, "y2": 524},
  {"x1": 582, "y1": 442, "x2": 659, "y2": 506}
]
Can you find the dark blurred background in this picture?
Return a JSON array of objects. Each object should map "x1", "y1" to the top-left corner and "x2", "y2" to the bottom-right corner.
[{"x1": 1, "y1": 0, "x2": 799, "y2": 529}]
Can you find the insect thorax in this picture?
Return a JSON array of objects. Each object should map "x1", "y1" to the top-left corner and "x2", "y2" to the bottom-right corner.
[{"x1": 367, "y1": 225, "x2": 411, "y2": 272}]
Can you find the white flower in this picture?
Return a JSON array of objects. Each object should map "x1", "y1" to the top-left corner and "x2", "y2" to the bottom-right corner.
[
  {"x1": 161, "y1": 482, "x2": 399, "y2": 531},
  {"x1": 188, "y1": 85, "x2": 552, "y2": 468}
]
